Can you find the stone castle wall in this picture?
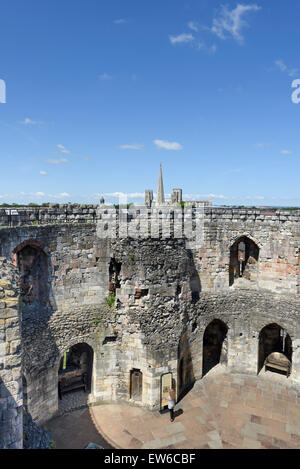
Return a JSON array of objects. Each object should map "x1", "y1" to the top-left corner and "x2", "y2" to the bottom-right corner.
[
  {"x1": 1, "y1": 205, "x2": 300, "y2": 436},
  {"x1": 0, "y1": 258, "x2": 22, "y2": 449}
]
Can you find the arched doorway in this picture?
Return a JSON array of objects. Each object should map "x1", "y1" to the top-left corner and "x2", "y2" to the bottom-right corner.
[
  {"x1": 130, "y1": 369, "x2": 143, "y2": 401},
  {"x1": 202, "y1": 319, "x2": 228, "y2": 377},
  {"x1": 229, "y1": 236, "x2": 259, "y2": 286},
  {"x1": 258, "y1": 324, "x2": 292, "y2": 375},
  {"x1": 58, "y1": 343, "x2": 93, "y2": 400}
]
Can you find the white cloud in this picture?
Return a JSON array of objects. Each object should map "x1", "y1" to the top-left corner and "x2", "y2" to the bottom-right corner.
[
  {"x1": 223, "y1": 168, "x2": 242, "y2": 175},
  {"x1": 19, "y1": 117, "x2": 43, "y2": 125},
  {"x1": 40, "y1": 171, "x2": 47, "y2": 175},
  {"x1": 104, "y1": 192, "x2": 144, "y2": 198},
  {"x1": 169, "y1": 33, "x2": 195, "y2": 45},
  {"x1": 254, "y1": 142, "x2": 271, "y2": 148},
  {"x1": 188, "y1": 21, "x2": 198, "y2": 32},
  {"x1": 114, "y1": 19, "x2": 127, "y2": 24},
  {"x1": 154, "y1": 140, "x2": 183, "y2": 151},
  {"x1": 275, "y1": 60, "x2": 298, "y2": 78},
  {"x1": 34, "y1": 192, "x2": 45, "y2": 197},
  {"x1": 280, "y1": 150, "x2": 292, "y2": 155},
  {"x1": 245, "y1": 195, "x2": 265, "y2": 200},
  {"x1": 45, "y1": 158, "x2": 68, "y2": 164},
  {"x1": 210, "y1": 44, "x2": 217, "y2": 54},
  {"x1": 57, "y1": 144, "x2": 71, "y2": 154},
  {"x1": 289, "y1": 68, "x2": 299, "y2": 78},
  {"x1": 47, "y1": 192, "x2": 71, "y2": 199},
  {"x1": 99, "y1": 73, "x2": 113, "y2": 80},
  {"x1": 184, "y1": 193, "x2": 226, "y2": 200},
  {"x1": 211, "y1": 4, "x2": 261, "y2": 43},
  {"x1": 118, "y1": 144, "x2": 144, "y2": 150},
  {"x1": 275, "y1": 59, "x2": 287, "y2": 72}
]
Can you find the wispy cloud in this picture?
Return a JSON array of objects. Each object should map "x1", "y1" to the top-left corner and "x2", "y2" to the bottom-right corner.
[
  {"x1": 104, "y1": 192, "x2": 144, "y2": 198},
  {"x1": 40, "y1": 170, "x2": 47, "y2": 175},
  {"x1": 47, "y1": 192, "x2": 71, "y2": 199},
  {"x1": 280, "y1": 150, "x2": 293, "y2": 155},
  {"x1": 223, "y1": 168, "x2": 242, "y2": 175},
  {"x1": 50, "y1": 144, "x2": 71, "y2": 156},
  {"x1": 254, "y1": 142, "x2": 272, "y2": 148},
  {"x1": 99, "y1": 73, "x2": 113, "y2": 80},
  {"x1": 275, "y1": 59, "x2": 298, "y2": 78},
  {"x1": 58, "y1": 192, "x2": 70, "y2": 198},
  {"x1": 169, "y1": 33, "x2": 195, "y2": 45},
  {"x1": 153, "y1": 140, "x2": 183, "y2": 151},
  {"x1": 33, "y1": 192, "x2": 45, "y2": 197},
  {"x1": 19, "y1": 117, "x2": 44, "y2": 126},
  {"x1": 211, "y1": 4, "x2": 261, "y2": 44},
  {"x1": 170, "y1": 4, "x2": 260, "y2": 53},
  {"x1": 57, "y1": 144, "x2": 71, "y2": 154},
  {"x1": 275, "y1": 59, "x2": 287, "y2": 72},
  {"x1": 45, "y1": 158, "x2": 68, "y2": 165},
  {"x1": 118, "y1": 144, "x2": 144, "y2": 150},
  {"x1": 114, "y1": 19, "x2": 128, "y2": 24},
  {"x1": 188, "y1": 21, "x2": 199, "y2": 32},
  {"x1": 184, "y1": 193, "x2": 227, "y2": 201}
]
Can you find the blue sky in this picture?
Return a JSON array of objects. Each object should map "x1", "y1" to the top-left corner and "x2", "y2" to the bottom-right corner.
[{"x1": 0, "y1": 0, "x2": 300, "y2": 206}]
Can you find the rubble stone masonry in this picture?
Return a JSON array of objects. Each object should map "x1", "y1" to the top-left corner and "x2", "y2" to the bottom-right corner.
[{"x1": 1, "y1": 205, "x2": 300, "y2": 447}]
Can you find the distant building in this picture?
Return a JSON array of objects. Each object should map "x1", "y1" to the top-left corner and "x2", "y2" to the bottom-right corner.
[{"x1": 145, "y1": 164, "x2": 212, "y2": 207}]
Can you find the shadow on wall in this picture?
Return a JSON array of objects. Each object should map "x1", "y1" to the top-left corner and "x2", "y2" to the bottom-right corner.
[
  {"x1": 177, "y1": 331, "x2": 195, "y2": 402},
  {"x1": 14, "y1": 240, "x2": 61, "y2": 422},
  {"x1": 202, "y1": 319, "x2": 228, "y2": 377},
  {"x1": 0, "y1": 377, "x2": 22, "y2": 449},
  {"x1": 13, "y1": 240, "x2": 93, "y2": 423}
]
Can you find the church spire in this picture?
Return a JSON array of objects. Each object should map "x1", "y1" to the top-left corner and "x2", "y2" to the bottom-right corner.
[{"x1": 156, "y1": 163, "x2": 165, "y2": 205}]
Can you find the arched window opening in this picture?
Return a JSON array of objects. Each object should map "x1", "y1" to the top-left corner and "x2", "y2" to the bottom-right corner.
[
  {"x1": 229, "y1": 236, "x2": 259, "y2": 286},
  {"x1": 258, "y1": 324, "x2": 292, "y2": 376},
  {"x1": 58, "y1": 343, "x2": 93, "y2": 399},
  {"x1": 109, "y1": 258, "x2": 121, "y2": 294},
  {"x1": 202, "y1": 319, "x2": 228, "y2": 377},
  {"x1": 16, "y1": 243, "x2": 48, "y2": 305}
]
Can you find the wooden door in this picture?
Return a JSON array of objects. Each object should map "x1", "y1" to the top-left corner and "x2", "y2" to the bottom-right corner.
[
  {"x1": 130, "y1": 369, "x2": 142, "y2": 401},
  {"x1": 161, "y1": 373, "x2": 172, "y2": 410}
]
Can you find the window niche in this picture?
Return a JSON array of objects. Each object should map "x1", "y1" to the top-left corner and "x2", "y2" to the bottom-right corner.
[
  {"x1": 229, "y1": 236, "x2": 259, "y2": 287},
  {"x1": 16, "y1": 242, "x2": 49, "y2": 305},
  {"x1": 258, "y1": 323, "x2": 292, "y2": 376},
  {"x1": 202, "y1": 319, "x2": 228, "y2": 377},
  {"x1": 109, "y1": 258, "x2": 121, "y2": 294}
]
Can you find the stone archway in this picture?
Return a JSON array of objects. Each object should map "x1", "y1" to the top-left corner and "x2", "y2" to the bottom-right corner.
[
  {"x1": 258, "y1": 323, "x2": 292, "y2": 375},
  {"x1": 15, "y1": 241, "x2": 49, "y2": 305},
  {"x1": 58, "y1": 343, "x2": 94, "y2": 405},
  {"x1": 202, "y1": 319, "x2": 228, "y2": 377},
  {"x1": 229, "y1": 236, "x2": 259, "y2": 286}
]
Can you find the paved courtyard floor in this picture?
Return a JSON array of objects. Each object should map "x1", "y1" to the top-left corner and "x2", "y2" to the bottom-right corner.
[{"x1": 46, "y1": 367, "x2": 300, "y2": 449}]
